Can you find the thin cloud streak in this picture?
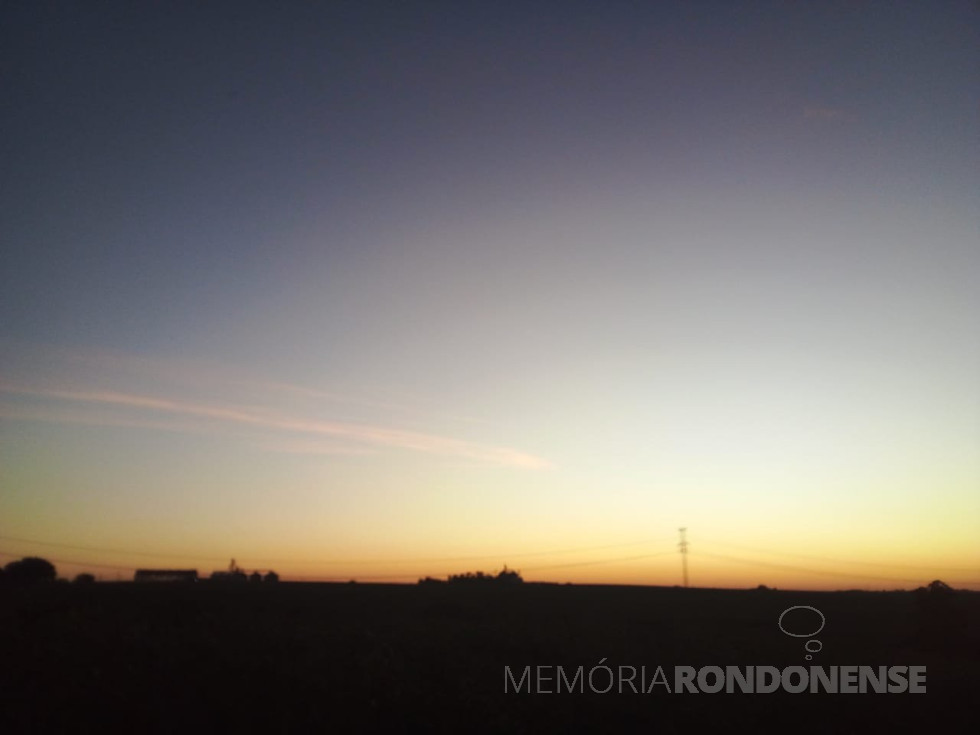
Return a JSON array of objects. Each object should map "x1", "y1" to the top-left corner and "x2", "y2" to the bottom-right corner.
[
  {"x1": 0, "y1": 343, "x2": 489, "y2": 426},
  {"x1": 0, "y1": 382, "x2": 550, "y2": 469},
  {"x1": 256, "y1": 379, "x2": 491, "y2": 426},
  {"x1": 256, "y1": 437, "x2": 378, "y2": 457},
  {"x1": 0, "y1": 405, "x2": 215, "y2": 436},
  {"x1": 0, "y1": 406, "x2": 370, "y2": 456}
]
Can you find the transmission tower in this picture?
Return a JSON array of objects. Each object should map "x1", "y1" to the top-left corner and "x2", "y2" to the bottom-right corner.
[{"x1": 678, "y1": 527, "x2": 689, "y2": 587}]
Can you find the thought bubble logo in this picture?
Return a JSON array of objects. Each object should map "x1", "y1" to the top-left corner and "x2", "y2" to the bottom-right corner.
[{"x1": 778, "y1": 605, "x2": 825, "y2": 660}]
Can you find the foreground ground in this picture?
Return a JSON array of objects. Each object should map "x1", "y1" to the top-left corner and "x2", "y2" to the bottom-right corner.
[{"x1": 1, "y1": 581, "x2": 976, "y2": 732}]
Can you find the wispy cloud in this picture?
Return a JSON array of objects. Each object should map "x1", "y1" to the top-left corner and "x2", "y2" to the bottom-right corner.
[
  {"x1": 0, "y1": 381, "x2": 550, "y2": 469},
  {"x1": 254, "y1": 379, "x2": 490, "y2": 426},
  {"x1": 0, "y1": 404, "x2": 213, "y2": 436},
  {"x1": 0, "y1": 343, "x2": 488, "y2": 426},
  {"x1": 256, "y1": 438, "x2": 378, "y2": 457}
]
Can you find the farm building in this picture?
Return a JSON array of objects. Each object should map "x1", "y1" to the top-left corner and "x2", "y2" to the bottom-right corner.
[{"x1": 134, "y1": 569, "x2": 198, "y2": 583}]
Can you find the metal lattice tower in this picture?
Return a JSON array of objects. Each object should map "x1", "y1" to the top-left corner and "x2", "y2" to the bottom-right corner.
[{"x1": 678, "y1": 528, "x2": 689, "y2": 587}]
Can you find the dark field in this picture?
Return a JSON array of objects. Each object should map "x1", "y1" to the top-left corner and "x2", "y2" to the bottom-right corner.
[{"x1": 1, "y1": 582, "x2": 977, "y2": 733}]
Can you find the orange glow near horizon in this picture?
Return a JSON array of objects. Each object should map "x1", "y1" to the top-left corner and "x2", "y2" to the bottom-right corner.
[
  {"x1": 3, "y1": 531, "x2": 977, "y2": 592},
  {"x1": 3, "y1": 1, "x2": 979, "y2": 610}
]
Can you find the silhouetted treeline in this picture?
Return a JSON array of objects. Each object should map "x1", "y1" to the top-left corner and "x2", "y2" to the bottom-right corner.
[
  {"x1": 1, "y1": 557, "x2": 56, "y2": 587},
  {"x1": 419, "y1": 566, "x2": 523, "y2": 586}
]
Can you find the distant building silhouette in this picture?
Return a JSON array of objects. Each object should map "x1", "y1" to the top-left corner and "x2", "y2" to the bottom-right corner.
[
  {"x1": 134, "y1": 560, "x2": 278, "y2": 584},
  {"x1": 210, "y1": 558, "x2": 247, "y2": 583},
  {"x1": 134, "y1": 569, "x2": 198, "y2": 583}
]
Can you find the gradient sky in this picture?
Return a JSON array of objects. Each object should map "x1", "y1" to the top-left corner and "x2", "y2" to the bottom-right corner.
[{"x1": 2, "y1": 1, "x2": 978, "y2": 589}]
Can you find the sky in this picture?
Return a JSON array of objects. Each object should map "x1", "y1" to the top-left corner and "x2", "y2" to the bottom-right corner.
[{"x1": 1, "y1": 1, "x2": 978, "y2": 589}]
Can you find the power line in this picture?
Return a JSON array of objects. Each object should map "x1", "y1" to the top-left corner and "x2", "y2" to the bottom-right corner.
[
  {"x1": 0, "y1": 550, "x2": 413, "y2": 581},
  {"x1": 692, "y1": 550, "x2": 957, "y2": 585},
  {"x1": 5, "y1": 547, "x2": 977, "y2": 588},
  {"x1": 5, "y1": 534, "x2": 976, "y2": 589},
  {"x1": 287, "y1": 572, "x2": 420, "y2": 582},
  {"x1": 0, "y1": 533, "x2": 673, "y2": 568},
  {"x1": 0, "y1": 537, "x2": 229, "y2": 563},
  {"x1": 288, "y1": 551, "x2": 680, "y2": 582},
  {"x1": 0, "y1": 548, "x2": 678, "y2": 580},
  {"x1": 7, "y1": 533, "x2": 972, "y2": 576},
  {"x1": 0, "y1": 550, "x2": 138, "y2": 572},
  {"x1": 701, "y1": 540, "x2": 980, "y2": 573},
  {"x1": 522, "y1": 550, "x2": 676, "y2": 572}
]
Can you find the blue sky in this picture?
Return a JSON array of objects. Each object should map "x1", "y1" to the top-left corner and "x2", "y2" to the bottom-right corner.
[{"x1": 2, "y1": 1, "x2": 978, "y2": 587}]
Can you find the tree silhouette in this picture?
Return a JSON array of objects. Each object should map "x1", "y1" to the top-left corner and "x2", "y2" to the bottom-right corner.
[
  {"x1": 927, "y1": 579, "x2": 953, "y2": 595},
  {"x1": 446, "y1": 567, "x2": 523, "y2": 585},
  {"x1": 4, "y1": 557, "x2": 57, "y2": 585}
]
